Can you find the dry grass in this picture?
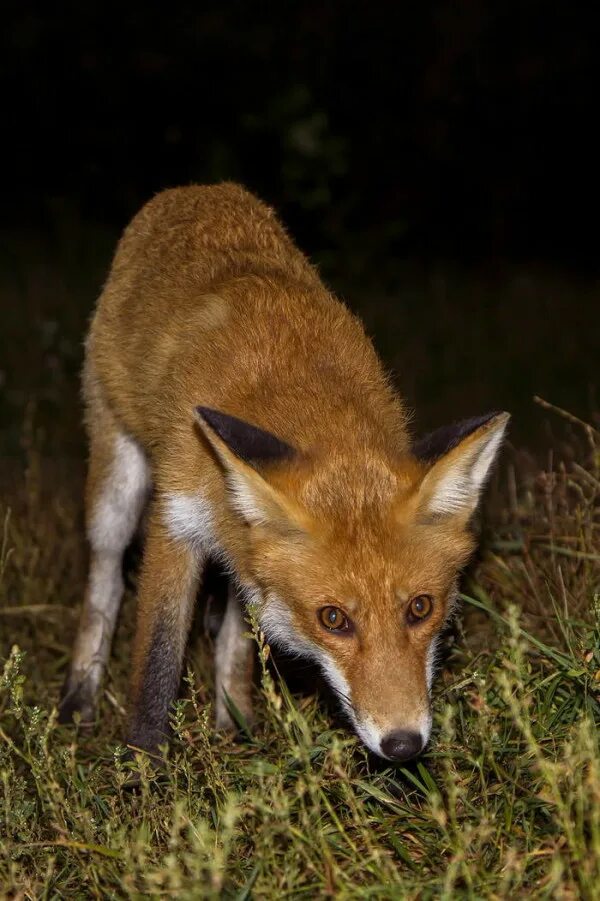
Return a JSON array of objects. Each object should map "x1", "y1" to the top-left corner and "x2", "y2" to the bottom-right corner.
[
  {"x1": 0, "y1": 407, "x2": 599, "y2": 899},
  {"x1": 0, "y1": 233, "x2": 598, "y2": 896}
]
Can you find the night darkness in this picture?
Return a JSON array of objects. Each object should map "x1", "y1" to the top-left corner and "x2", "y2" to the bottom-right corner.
[{"x1": 1, "y1": 1, "x2": 599, "y2": 454}]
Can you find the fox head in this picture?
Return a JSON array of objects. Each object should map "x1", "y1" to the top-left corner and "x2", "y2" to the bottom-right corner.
[{"x1": 196, "y1": 406, "x2": 509, "y2": 761}]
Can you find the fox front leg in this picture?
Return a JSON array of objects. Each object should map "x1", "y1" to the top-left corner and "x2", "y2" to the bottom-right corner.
[{"x1": 127, "y1": 517, "x2": 202, "y2": 754}]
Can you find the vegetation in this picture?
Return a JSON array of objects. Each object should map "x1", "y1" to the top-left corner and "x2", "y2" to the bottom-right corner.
[
  {"x1": 0, "y1": 402, "x2": 598, "y2": 898},
  {"x1": 0, "y1": 222, "x2": 598, "y2": 898}
]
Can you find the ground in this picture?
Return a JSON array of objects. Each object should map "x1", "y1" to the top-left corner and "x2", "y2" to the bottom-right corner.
[{"x1": 0, "y1": 230, "x2": 599, "y2": 898}]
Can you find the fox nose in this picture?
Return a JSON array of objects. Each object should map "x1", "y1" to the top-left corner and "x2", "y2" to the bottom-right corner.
[{"x1": 380, "y1": 730, "x2": 424, "y2": 761}]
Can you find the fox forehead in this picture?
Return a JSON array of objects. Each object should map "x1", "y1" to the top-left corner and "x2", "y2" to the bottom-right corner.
[
  {"x1": 253, "y1": 514, "x2": 474, "y2": 611},
  {"x1": 300, "y1": 453, "x2": 406, "y2": 513}
]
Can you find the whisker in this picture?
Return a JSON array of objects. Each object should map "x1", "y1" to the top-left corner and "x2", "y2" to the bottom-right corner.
[{"x1": 331, "y1": 686, "x2": 353, "y2": 708}]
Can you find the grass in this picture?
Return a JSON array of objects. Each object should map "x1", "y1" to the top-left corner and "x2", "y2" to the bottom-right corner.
[
  {"x1": 0, "y1": 407, "x2": 599, "y2": 899},
  {"x1": 0, "y1": 229, "x2": 599, "y2": 897}
]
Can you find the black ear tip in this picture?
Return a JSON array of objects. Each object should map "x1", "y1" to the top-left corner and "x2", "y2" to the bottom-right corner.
[
  {"x1": 414, "y1": 409, "x2": 510, "y2": 461},
  {"x1": 195, "y1": 406, "x2": 227, "y2": 436},
  {"x1": 477, "y1": 410, "x2": 506, "y2": 427},
  {"x1": 195, "y1": 405, "x2": 215, "y2": 423},
  {"x1": 194, "y1": 405, "x2": 296, "y2": 464}
]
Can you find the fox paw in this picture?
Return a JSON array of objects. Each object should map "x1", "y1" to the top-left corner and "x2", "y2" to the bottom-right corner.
[{"x1": 58, "y1": 676, "x2": 97, "y2": 726}]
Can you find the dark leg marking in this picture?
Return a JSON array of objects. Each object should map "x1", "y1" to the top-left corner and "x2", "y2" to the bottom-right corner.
[{"x1": 127, "y1": 624, "x2": 183, "y2": 755}]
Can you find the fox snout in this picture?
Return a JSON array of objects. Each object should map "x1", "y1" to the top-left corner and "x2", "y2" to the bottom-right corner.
[
  {"x1": 380, "y1": 729, "x2": 425, "y2": 762},
  {"x1": 326, "y1": 647, "x2": 434, "y2": 762},
  {"x1": 350, "y1": 703, "x2": 432, "y2": 761}
]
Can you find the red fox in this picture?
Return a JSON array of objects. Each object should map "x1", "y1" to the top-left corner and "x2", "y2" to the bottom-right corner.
[{"x1": 58, "y1": 183, "x2": 508, "y2": 761}]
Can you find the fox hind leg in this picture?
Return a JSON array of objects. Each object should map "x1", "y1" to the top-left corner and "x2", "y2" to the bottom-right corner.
[
  {"x1": 214, "y1": 583, "x2": 255, "y2": 732},
  {"x1": 59, "y1": 391, "x2": 150, "y2": 724}
]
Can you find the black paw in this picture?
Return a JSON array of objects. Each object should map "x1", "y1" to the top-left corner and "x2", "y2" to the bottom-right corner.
[
  {"x1": 121, "y1": 736, "x2": 169, "y2": 790},
  {"x1": 125, "y1": 725, "x2": 171, "y2": 759},
  {"x1": 58, "y1": 676, "x2": 96, "y2": 726}
]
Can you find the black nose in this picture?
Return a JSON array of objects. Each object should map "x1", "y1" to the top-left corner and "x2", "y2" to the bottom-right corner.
[{"x1": 380, "y1": 730, "x2": 423, "y2": 761}]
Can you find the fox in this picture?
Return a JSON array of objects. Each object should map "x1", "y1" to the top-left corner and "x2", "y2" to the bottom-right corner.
[{"x1": 58, "y1": 183, "x2": 509, "y2": 762}]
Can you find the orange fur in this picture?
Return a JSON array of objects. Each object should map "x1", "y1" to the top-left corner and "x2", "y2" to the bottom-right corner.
[{"x1": 60, "y1": 183, "x2": 508, "y2": 759}]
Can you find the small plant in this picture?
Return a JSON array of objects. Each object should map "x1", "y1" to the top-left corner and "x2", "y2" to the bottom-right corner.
[{"x1": 1, "y1": 410, "x2": 599, "y2": 897}]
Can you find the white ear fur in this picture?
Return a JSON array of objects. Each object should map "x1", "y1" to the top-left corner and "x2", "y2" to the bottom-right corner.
[
  {"x1": 419, "y1": 413, "x2": 509, "y2": 519},
  {"x1": 226, "y1": 470, "x2": 265, "y2": 525},
  {"x1": 225, "y1": 467, "x2": 291, "y2": 528}
]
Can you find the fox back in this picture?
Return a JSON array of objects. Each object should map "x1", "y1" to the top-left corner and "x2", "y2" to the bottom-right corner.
[{"x1": 59, "y1": 183, "x2": 508, "y2": 761}]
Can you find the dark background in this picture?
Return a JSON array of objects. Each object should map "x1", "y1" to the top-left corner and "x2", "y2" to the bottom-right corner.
[{"x1": 1, "y1": 0, "x2": 598, "y2": 460}]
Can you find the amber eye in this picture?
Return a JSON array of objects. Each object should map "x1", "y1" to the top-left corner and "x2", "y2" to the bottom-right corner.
[
  {"x1": 318, "y1": 606, "x2": 352, "y2": 633},
  {"x1": 407, "y1": 594, "x2": 433, "y2": 625}
]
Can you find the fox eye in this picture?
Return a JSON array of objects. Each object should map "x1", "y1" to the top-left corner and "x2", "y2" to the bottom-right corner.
[
  {"x1": 318, "y1": 606, "x2": 352, "y2": 633},
  {"x1": 407, "y1": 594, "x2": 433, "y2": 625}
]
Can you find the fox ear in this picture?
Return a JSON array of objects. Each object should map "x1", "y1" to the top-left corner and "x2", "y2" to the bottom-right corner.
[
  {"x1": 415, "y1": 412, "x2": 509, "y2": 521},
  {"x1": 195, "y1": 407, "x2": 305, "y2": 532},
  {"x1": 196, "y1": 407, "x2": 295, "y2": 465}
]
